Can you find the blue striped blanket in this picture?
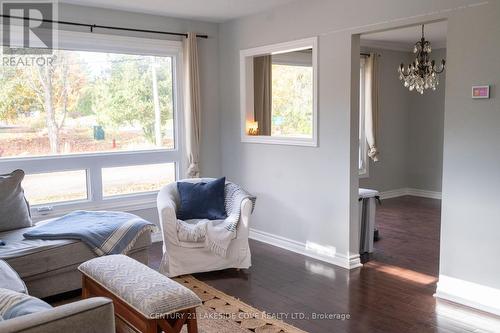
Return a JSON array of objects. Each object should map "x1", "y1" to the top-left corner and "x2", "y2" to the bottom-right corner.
[{"x1": 23, "y1": 211, "x2": 156, "y2": 256}]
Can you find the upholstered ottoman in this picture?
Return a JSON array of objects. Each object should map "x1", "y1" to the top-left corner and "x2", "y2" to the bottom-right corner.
[{"x1": 78, "y1": 255, "x2": 201, "y2": 333}]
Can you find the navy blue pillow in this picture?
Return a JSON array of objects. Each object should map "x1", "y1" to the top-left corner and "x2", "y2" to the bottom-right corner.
[{"x1": 177, "y1": 177, "x2": 227, "y2": 220}]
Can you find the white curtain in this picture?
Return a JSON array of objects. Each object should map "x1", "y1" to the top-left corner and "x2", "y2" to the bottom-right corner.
[
  {"x1": 364, "y1": 53, "x2": 380, "y2": 162},
  {"x1": 183, "y1": 32, "x2": 201, "y2": 178}
]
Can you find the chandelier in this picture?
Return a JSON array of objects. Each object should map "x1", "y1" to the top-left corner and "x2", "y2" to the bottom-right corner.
[{"x1": 398, "y1": 25, "x2": 445, "y2": 94}]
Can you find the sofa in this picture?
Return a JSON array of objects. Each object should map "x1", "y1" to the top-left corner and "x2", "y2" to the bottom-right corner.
[
  {"x1": 0, "y1": 219, "x2": 152, "y2": 298},
  {"x1": 0, "y1": 259, "x2": 115, "y2": 333}
]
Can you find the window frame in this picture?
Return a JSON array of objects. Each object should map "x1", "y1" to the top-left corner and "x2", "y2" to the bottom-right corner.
[
  {"x1": 359, "y1": 57, "x2": 369, "y2": 178},
  {"x1": 240, "y1": 37, "x2": 318, "y2": 147},
  {"x1": 0, "y1": 30, "x2": 185, "y2": 218}
]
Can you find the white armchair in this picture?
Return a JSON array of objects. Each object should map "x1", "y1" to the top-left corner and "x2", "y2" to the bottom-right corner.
[{"x1": 156, "y1": 178, "x2": 253, "y2": 277}]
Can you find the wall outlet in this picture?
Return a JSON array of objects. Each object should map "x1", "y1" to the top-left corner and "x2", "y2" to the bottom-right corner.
[{"x1": 36, "y1": 206, "x2": 54, "y2": 215}]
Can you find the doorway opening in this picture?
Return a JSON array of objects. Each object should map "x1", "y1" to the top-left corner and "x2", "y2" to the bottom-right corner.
[{"x1": 356, "y1": 21, "x2": 447, "y2": 280}]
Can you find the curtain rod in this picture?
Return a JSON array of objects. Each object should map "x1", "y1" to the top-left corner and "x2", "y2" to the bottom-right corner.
[
  {"x1": 0, "y1": 14, "x2": 208, "y2": 39},
  {"x1": 360, "y1": 53, "x2": 371, "y2": 56}
]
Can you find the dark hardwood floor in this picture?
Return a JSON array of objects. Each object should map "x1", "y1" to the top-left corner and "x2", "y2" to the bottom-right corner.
[
  {"x1": 370, "y1": 195, "x2": 441, "y2": 277},
  {"x1": 148, "y1": 196, "x2": 500, "y2": 333}
]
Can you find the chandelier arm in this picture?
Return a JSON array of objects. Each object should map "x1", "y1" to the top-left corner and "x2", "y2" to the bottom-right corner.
[{"x1": 434, "y1": 67, "x2": 446, "y2": 74}]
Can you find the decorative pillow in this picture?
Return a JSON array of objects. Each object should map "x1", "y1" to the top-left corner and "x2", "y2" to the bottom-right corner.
[
  {"x1": 0, "y1": 288, "x2": 52, "y2": 320},
  {"x1": 0, "y1": 170, "x2": 32, "y2": 232},
  {"x1": 0, "y1": 260, "x2": 28, "y2": 294},
  {"x1": 177, "y1": 177, "x2": 227, "y2": 220}
]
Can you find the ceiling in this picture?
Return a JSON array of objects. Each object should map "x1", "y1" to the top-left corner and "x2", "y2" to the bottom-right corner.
[
  {"x1": 361, "y1": 21, "x2": 448, "y2": 51},
  {"x1": 61, "y1": 0, "x2": 297, "y2": 23}
]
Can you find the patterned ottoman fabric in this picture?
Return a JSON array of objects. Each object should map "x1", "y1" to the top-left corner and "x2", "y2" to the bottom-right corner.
[{"x1": 78, "y1": 255, "x2": 201, "y2": 318}]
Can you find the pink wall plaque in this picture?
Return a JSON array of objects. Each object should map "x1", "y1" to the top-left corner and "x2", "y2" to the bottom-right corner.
[{"x1": 472, "y1": 85, "x2": 490, "y2": 99}]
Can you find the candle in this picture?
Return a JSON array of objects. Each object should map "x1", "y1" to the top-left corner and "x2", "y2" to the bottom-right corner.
[{"x1": 247, "y1": 121, "x2": 259, "y2": 135}]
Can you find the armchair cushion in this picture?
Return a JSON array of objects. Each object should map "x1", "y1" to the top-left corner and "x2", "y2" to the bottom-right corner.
[{"x1": 177, "y1": 177, "x2": 227, "y2": 220}]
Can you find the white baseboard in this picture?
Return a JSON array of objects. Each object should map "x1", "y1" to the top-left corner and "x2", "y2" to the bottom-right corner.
[
  {"x1": 152, "y1": 227, "x2": 361, "y2": 269},
  {"x1": 407, "y1": 188, "x2": 442, "y2": 199},
  {"x1": 378, "y1": 188, "x2": 408, "y2": 199},
  {"x1": 379, "y1": 187, "x2": 442, "y2": 200},
  {"x1": 249, "y1": 228, "x2": 361, "y2": 270},
  {"x1": 435, "y1": 275, "x2": 500, "y2": 316}
]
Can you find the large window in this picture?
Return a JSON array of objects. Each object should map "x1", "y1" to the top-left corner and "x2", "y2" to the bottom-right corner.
[
  {"x1": 0, "y1": 31, "x2": 183, "y2": 216},
  {"x1": 23, "y1": 170, "x2": 88, "y2": 205},
  {"x1": 102, "y1": 163, "x2": 175, "y2": 198},
  {"x1": 271, "y1": 63, "x2": 313, "y2": 137},
  {"x1": 0, "y1": 51, "x2": 175, "y2": 158}
]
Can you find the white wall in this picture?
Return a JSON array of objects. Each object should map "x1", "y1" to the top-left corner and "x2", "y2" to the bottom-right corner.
[
  {"x1": 359, "y1": 47, "x2": 446, "y2": 193},
  {"x1": 437, "y1": 1, "x2": 500, "y2": 314},
  {"x1": 218, "y1": 0, "x2": 498, "y2": 288}
]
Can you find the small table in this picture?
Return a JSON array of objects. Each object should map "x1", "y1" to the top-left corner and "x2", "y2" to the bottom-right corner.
[
  {"x1": 359, "y1": 188, "x2": 380, "y2": 255},
  {"x1": 79, "y1": 255, "x2": 201, "y2": 333}
]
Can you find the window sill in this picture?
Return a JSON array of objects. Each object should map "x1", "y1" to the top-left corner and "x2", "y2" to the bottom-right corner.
[
  {"x1": 359, "y1": 170, "x2": 369, "y2": 179},
  {"x1": 241, "y1": 134, "x2": 318, "y2": 147},
  {"x1": 31, "y1": 194, "x2": 158, "y2": 222}
]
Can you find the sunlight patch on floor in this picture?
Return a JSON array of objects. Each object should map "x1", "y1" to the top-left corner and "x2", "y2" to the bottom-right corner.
[
  {"x1": 305, "y1": 260, "x2": 337, "y2": 279},
  {"x1": 305, "y1": 241, "x2": 337, "y2": 258},
  {"x1": 365, "y1": 261, "x2": 438, "y2": 285}
]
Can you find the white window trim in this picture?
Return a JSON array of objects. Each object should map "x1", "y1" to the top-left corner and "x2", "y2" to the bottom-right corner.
[
  {"x1": 271, "y1": 51, "x2": 312, "y2": 67},
  {"x1": 359, "y1": 57, "x2": 369, "y2": 178},
  {"x1": 0, "y1": 29, "x2": 185, "y2": 218},
  {"x1": 240, "y1": 37, "x2": 318, "y2": 147}
]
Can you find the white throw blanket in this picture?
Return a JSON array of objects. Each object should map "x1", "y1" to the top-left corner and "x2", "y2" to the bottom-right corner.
[{"x1": 176, "y1": 182, "x2": 256, "y2": 257}]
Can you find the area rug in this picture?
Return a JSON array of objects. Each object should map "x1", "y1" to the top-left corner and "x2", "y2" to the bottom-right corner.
[
  {"x1": 174, "y1": 275, "x2": 308, "y2": 333},
  {"x1": 50, "y1": 274, "x2": 308, "y2": 333}
]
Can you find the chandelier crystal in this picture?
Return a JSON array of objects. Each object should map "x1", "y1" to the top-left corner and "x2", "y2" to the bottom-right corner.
[{"x1": 398, "y1": 25, "x2": 445, "y2": 94}]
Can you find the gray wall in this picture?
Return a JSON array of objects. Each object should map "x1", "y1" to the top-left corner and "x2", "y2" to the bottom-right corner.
[
  {"x1": 360, "y1": 48, "x2": 446, "y2": 193},
  {"x1": 219, "y1": 11, "x2": 357, "y2": 260},
  {"x1": 54, "y1": 0, "x2": 500, "y2": 296},
  {"x1": 407, "y1": 48, "x2": 446, "y2": 192},
  {"x1": 440, "y1": 2, "x2": 500, "y2": 290},
  {"x1": 218, "y1": 0, "x2": 498, "y2": 280}
]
